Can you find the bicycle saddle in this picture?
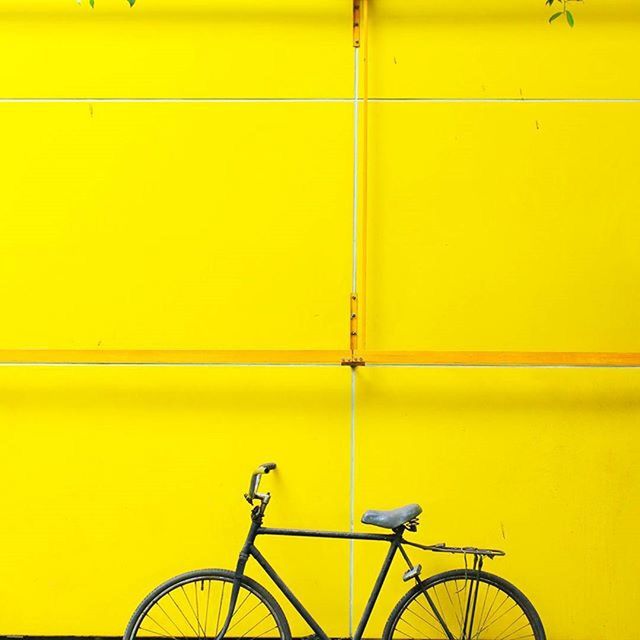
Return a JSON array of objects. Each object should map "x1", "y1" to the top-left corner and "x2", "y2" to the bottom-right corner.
[{"x1": 361, "y1": 503, "x2": 422, "y2": 529}]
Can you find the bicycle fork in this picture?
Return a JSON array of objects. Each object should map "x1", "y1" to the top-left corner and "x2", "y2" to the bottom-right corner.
[{"x1": 213, "y1": 519, "x2": 260, "y2": 640}]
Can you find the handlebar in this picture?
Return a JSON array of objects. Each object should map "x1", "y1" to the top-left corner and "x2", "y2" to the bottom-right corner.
[{"x1": 245, "y1": 462, "x2": 277, "y2": 504}]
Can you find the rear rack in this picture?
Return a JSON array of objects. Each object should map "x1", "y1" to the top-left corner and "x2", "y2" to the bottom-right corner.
[{"x1": 406, "y1": 541, "x2": 506, "y2": 558}]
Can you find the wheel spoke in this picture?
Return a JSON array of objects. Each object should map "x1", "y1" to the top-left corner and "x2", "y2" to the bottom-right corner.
[
  {"x1": 475, "y1": 596, "x2": 513, "y2": 636},
  {"x1": 246, "y1": 625, "x2": 279, "y2": 640},
  {"x1": 392, "y1": 625, "x2": 415, "y2": 639},
  {"x1": 215, "y1": 580, "x2": 226, "y2": 636},
  {"x1": 168, "y1": 591, "x2": 200, "y2": 638},
  {"x1": 453, "y1": 579, "x2": 464, "y2": 627},
  {"x1": 408, "y1": 586, "x2": 452, "y2": 639},
  {"x1": 227, "y1": 600, "x2": 263, "y2": 633},
  {"x1": 472, "y1": 581, "x2": 490, "y2": 640},
  {"x1": 413, "y1": 594, "x2": 445, "y2": 624},
  {"x1": 181, "y1": 585, "x2": 206, "y2": 639},
  {"x1": 194, "y1": 583, "x2": 201, "y2": 639},
  {"x1": 473, "y1": 585, "x2": 501, "y2": 638},
  {"x1": 390, "y1": 574, "x2": 542, "y2": 640},
  {"x1": 130, "y1": 576, "x2": 283, "y2": 640},
  {"x1": 157, "y1": 600, "x2": 189, "y2": 638},
  {"x1": 496, "y1": 617, "x2": 532, "y2": 640},
  {"x1": 397, "y1": 615, "x2": 429, "y2": 638},
  {"x1": 145, "y1": 612, "x2": 181, "y2": 640},
  {"x1": 443, "y1": 579, "x2": 463, "y2": 633},
  {"x1": 238, "y1": 611, "x2": 273, "y2": 639},
  {"x1": 492, "y1": 611, "x2": 525, "y2": 639},
  {"x1": 404, "y1": 603, "x2": 446, "y2": 634},
  {"x1": 411, "y1": 595, "x2": 453, "y2": 638},
  {"x1": 203, "y1": 580, "x2": 211, "y2": 640},
  {"x1": 432, "y1": 582, "x2": 446, "y2": 628},
  {"x1": 230, "y1": 591, "x2": 252, "y2": 621}
]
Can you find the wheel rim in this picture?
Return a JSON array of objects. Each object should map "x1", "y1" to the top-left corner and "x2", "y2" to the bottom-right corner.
[
  {"x1": 390, "y1": 575, "x2": 538, "y2": 640},
  {"x1": 131, "y1": 575, "x2": 284, "y2": 640}
]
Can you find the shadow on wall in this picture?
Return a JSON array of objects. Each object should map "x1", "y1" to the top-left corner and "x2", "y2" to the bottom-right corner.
[{"x1": 358, "y1": 369, "x2": 640, "y2": 413}]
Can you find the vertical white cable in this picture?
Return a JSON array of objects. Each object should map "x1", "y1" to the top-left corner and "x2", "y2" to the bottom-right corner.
[
  {"x1": 349, "y1": 44, "x2": 360, "y2": 639},
  {"x1": 349, "y1": 366, "x2": 357, "y2": 638}
]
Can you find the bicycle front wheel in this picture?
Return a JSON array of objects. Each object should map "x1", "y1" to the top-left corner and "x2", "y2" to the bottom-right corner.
[
  {"x1": 383, "y1": 569, "x2": 545, "y2": 640},
  {"x1": 124, "y1": 569, "x2": 291, "y2": 640}
]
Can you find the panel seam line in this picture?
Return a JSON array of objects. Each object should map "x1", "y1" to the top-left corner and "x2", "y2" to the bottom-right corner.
[{"x1": 0, "y1": 97, "x2": 637, "y2": 103}]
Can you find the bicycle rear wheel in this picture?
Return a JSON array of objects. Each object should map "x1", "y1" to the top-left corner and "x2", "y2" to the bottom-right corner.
[
  {"x1": 124, "y1": 569, "x2": 291, "y2": 640},
  {"x1": 383, "y1": 569, "x2": 545, "y2": 640}
]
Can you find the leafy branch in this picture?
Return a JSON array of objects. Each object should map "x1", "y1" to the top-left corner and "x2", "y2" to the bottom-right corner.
[
  {"x1": 80, "y1": 0, "x2": 582, "y2": 26},
  {"x1": 546, "y1": 0, "x2": 583, "y2": 27},
  {"x1": 84, "y1": 0, "x2": 135, "y2": 7}
]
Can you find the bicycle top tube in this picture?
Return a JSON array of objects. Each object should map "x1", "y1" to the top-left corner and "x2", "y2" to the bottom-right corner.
[
  {"x1": 258, "y1": 527, "x2": 505, "y2": 556},
  {"x1": 258, "y1": 526, "x2": 397, "y2": 541}
]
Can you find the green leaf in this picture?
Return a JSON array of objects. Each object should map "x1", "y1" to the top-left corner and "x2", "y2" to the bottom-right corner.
[
  {"x1": 89, "y1": 0, "x2": 94, "y2": 7},
  {"x1": 545, "y1": 0, "x2": 555, "y2": 5},
  {"x1": 566, "y1": 10, "x2": 574, "y2": 26},
  {"x1": 127, "y1": 0, "x2": 136, "y2": 5},
  {"x1": 548, "y1": 11, "x2": 562, "y2": 22}
]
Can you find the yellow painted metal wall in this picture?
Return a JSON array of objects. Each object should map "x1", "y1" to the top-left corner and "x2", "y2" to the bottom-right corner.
[{"x1": 0, "y1": 2, "x2": 639, "y2": 640}]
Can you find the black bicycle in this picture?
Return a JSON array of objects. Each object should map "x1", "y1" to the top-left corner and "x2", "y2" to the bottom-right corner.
[{"x1": 125, "y1": 463, "x2": 545, "y2": 640}]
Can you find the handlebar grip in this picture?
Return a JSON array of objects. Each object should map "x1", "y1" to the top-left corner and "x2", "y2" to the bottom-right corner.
[{"x1": 260, "y1": 462, "x2": 277, "y2": 474}]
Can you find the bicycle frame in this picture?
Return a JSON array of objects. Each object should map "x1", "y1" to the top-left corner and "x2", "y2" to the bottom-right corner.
[
  {"x1": 214, "y1": 464, "x2": 505, "y2": 640},
  {"x1": 215, "y1": 512, "x2": 459, "y2": 640},
  {"x1": 254, "y1": 526, "x2": 400, "y2": 640}
]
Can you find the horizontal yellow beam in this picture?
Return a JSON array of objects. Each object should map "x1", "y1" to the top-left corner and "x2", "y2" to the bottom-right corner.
[
  {"x1": 364, "y1": 351, "x2": 640, "y2": 367},
  {"x1": 0, "y1": 349, "x2": 639, "y2": 367}
]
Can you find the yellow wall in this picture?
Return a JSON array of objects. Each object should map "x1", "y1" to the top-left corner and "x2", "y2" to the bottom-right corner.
[
  {"x1": 0, "y1": 367, "x2": 352, "y2": 636},
  {"x1": 366, "y1": 102, "x2": 640, "y2": 352},
  {"x1": 354, "y1": 368, "x2": 640, "y2": 640},
  {"x1": 0, "y1": 102, "x2": 351, "y2": 350},
  {"x1": 0, "y1": 2, "x2": 639, "y2": 640}
]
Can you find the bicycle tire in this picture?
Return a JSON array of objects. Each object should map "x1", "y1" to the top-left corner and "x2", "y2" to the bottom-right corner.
[
  {"x1": 124, "y1": 568, "x2": 291, "y2": 640},
  {"x1": 383, "y1": 568, "x2": 546, "y2": 640}
]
